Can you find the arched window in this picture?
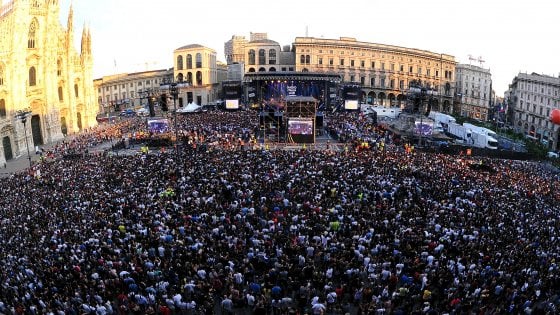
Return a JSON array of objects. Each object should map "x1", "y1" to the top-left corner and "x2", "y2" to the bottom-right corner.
[
  {"x1": 0, "y1": 67, "x2": 4, "y2": 85},
  {"x1": 268, "y1": 49, "x2": 276, "y2": 65},
  {"x1": 176, "y1": 55, "x2": 183, "y2": 70},
  {"x1": 186, "y1": 54, "x2": 193, "y2": 69},
  {"x1": 58, "y1": 86, "x2": 63, "y2": 101},
  {"x1": 258, "y1": 49, "x2": 266, "y2": 65},
  {"x1": 29, "y1": 67, "x2": 36, "y2": 86},
  {"x1": 300, "y1": 55, "x2": 305, "y2": 64},
  {"x1": 0, "y1": 99, "x2": 5, "y2": 118},
  {"x1": 248, "y1": 50, "x2": 256, "y2": 65},
  {"x1": 177, "y1": 73, "x2": 184, "y2": 82},
  {"x1": 305, "y1": 55, "x2": 310, "y2": 64},
  {"x1": 74, "y1": 84, "x2": 79, "y2": 97},
  {"x1": 196, "y1": 71, "x2": 202, "y2": 85},
  {"x1": 28, "y1": 20, "x2": 37, "y2": 49},
  {"x1": 57, "y1": 59, "x2": 62, "y2": 76},
  {"x1": 186, "y1": 72, "x2": 193, "y2": 84},
  {"x1": 196, "y1": 53, "x2": 202, "y2": 68}
]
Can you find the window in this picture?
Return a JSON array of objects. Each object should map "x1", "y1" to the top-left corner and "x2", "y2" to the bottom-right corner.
[
  {"x1": 318, "y1": 58, "x2": 323, "y2": 65},
  {"x1": 350, "y1": 75, "x2": 355, "y2": 82},
  {"x1": 186, "y1": 54, "x2": 193, "y2": 69},
  {"x1": 329, "y1": 58, "x2": 333, "y2": 65},
  {"x1": 370, "y1": 78, "x2": 375, "y2": 86},
  {"x1": 390, "y1": 79, "x2": 395, "y2": 88},
  {"x1": 196, "y1": 53, "x2": 202, "y2": 68},
  {"x1": 360, "y1": 60, "x2": 365, "y2": 67},
  {"x1": 418, "y1": 67, "x2": 422, "y2": 75},
  {"x1": 268, "y1": 49, "x2": 276, "y2": 64},
  {"x1": 371, "y1": 61, "x2": 375, "y2": 68},
  {"x1": 400, "y1": 65, "x2": 404, "y2": 72},
  {"x1": 300, "y1": 55, "x2": 305, "y2": 64},
  {"x1": 350, "y1": 60, "x2": 355, "y2": 67},
  {"x1": 0, "y1": 99, "x2": 5, "y2": 118},
  {"x1": 177, "y1": 55, "x2": 183, "y2": 70},
  {"x1": 258, "y1": 49, "x2": 266, "y2": 65},
  {"x1": 381, "y1": 63, "x2": 385, "y2": 70},
  {"x1": 74, "y1": 84, "x2": 79, "y2": 97},
  {"x1": 305, "y1": 55, "x2": 310, "y2": 64},
  {"x1": 57, "y1": 60, "x2": 62, "y2": 76},
  {"x1": 28, "y1": 67, "x2": 36, "y2": 86},
  {"x1": 399, "y1": 80, "x2": 405, "y2": 90},
  {"x1": 340, "y1": 59, "x2": 344, "y2": 66},
  {"x1": 390, "y1": 64, "x2": 395, "y2": 71},
  {"x1": 360, "y1": 77, "x2": 365, "y2": 85},
  {"x1": 248, "y1": 50, "x2": 256, "y2": 65},
  {"x1": 426, "y1": 69, "x2": 430, "y2": 76},
  {"x1": 409, "y1": 66, "x2": 413, "y2": 73},
  {"x1": 58, "y1": 86, "x2": 63, "y2": 101},
  {"x1": 28, "y1": 20, "x2": 37, "y2": 48},
  {"x1": 380, "y1": 78, "x2": 385, "y2": 87}
]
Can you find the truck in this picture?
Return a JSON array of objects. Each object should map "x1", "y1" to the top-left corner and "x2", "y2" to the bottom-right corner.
[
  {"x1": 447, "y1": 122, "x2": 498, "y2": 149},
  {"x1": 462, "y1": 123, "x2": 498, "y2": 139},
  {"x1": 428, "y1": 112, "x2": 456, "y2": 132}
]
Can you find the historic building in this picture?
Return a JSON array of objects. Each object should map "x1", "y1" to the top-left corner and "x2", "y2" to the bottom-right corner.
[
  {"x1": 0, "y1": 0, "x2": 97, "y2": 164},
  {"x1": 507, "y1": 72, "x2": 560, "y2": 150},
  {"x1": 94, "y1": 69, "x2": 173, "y2": 113},
  {"x1": 173, "y1": 44, "x2": 222, "y2": 106},
  {"x1": 292, "y1": 36, "x2": 456, "y2": 112},
  {"x1": 455, "y1": 63, "x2": 492, "y2": 121},
  {"x1": 224, "y1": 33, "x2": 295, "y2": 73}
]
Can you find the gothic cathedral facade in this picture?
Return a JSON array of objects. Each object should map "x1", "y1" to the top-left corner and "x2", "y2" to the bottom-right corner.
[{"x1": 0, "y1": 0, "x2": 97, "y2": 165}]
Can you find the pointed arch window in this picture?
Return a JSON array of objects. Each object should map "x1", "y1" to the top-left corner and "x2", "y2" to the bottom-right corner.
[
  {"x1": 57, "y1": 59, "x2": 62, "y2": 76},
  {"x1": 58, "y1": 86, "x2": 64, "y2": 101},
  {"x1": 29, "y1": 67, "x2": 36, "y2": 86},
  {"x1": 28, "y1": 20, "x2": 37, "y2": 49},
  {"x1": 176, "y1": 55, "x2": 183, "y2": 70},
  {"x1": 0, "y1": 67, "x2": 4, "y2": 85},
  {"x1": 74, "y1": 84, "x2": 79, "y2": 97},
  {"x1": 0, "y1": 99, "x2": 5, "y2": 118}
]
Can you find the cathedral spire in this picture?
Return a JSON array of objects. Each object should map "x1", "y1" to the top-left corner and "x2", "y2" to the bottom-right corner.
[
  {"x1": 67, "y1": 2, "x2": 73, "y2": 33},
  {"x1": 80, "y1": 23, "x2": 87, "y2": 55},
  {"x1": 87, "y1": 26, "x2": 92, "y2": 55}
]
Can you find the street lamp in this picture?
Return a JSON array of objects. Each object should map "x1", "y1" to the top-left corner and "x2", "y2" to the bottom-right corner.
[
  {"x1": 159, "y1": 81, "x2": 188, "y2": 165},
  {"x1": 15, "y1": 109, "x2": 32, "y2": 168}
]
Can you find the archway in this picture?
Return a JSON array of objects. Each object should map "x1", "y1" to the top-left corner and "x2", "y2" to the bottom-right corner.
[
  {"x1": 2, "y1": 136, "x2": 12, "y2": 160},
  {"x1": 61, "y1": 116, "x2": 68, "y2": 136},
  {"x1": 397, "y1": 94, "x2": 405, "y2": 109},
  {"x1": 367, "y1": 91, "x2": 376, "y2": 105},
  {"x1": 77, "y1": 113, "x2": 82, "y2": 131},
  {"x1": 378, "y1": 92, "x2": 386, "y2": 106},
  {"x1": 31, "y1": 114, "x2": 43, "y2": 146},
  {"x1": 388, "y1": 93, "x2": 396, "y2": 107}
]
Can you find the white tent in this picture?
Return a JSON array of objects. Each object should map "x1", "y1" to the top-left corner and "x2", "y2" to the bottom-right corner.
[{"x1": 178, "y1": 103, "x2": 201, "y2": 113}]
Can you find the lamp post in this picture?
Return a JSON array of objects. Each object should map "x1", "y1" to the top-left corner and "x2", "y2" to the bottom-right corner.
[
  {"x1": 15, "y1": 109, "x2": 32, "y2": 168},
  {"x1": 159, "y1": 81, "x2": 188, "y2": 166},
  {"x1": 170, "y1": 83, "x2": 180, "y2": 160}
]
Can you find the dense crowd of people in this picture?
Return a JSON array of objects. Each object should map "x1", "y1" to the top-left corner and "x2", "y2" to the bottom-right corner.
[{"x1": 0, "y1": 110, "x2": 559, "y2": 315}]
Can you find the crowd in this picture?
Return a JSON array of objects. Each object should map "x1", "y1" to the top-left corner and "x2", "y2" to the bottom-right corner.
[{"x1": 0, "y1": 111, "x2": 559, "y2": 315}]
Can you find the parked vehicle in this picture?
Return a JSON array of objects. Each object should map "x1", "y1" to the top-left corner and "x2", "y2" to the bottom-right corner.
[{"x1": 447, "y1": 122, "x2": 498, "y2": 149}]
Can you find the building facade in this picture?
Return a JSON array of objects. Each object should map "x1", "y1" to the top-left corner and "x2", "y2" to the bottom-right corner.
[
  {"x1": 507, "y1": 72, "x2": 560, "y2": 150},
  {"x1": 292, "y1": 36, "x2": 456, "y2": 112},
  {"x1": 455, "y1": 63, "x2": 492, "y2": 121},
  {"x1": 173, "y1": 44, "x2": 221, "y2": 106},
  {"x1": 225, "y1": 33, "x2": 295, "y2": 74},
  {"x1": 0, "y1": 0, "x2": 97, "y2": 165},
  {"x1": 94, "y1": 69, "x2": 173, "y2": 113}
]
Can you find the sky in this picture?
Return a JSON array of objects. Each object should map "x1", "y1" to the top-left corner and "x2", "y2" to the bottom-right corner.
[{"x1": 58, "y1": 0, "x2": 560, "y2": 96}]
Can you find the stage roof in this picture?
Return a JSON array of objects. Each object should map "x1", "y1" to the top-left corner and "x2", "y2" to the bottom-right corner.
[{"x1": 243, "y1": 71, "x2": 342, "y2": 83}]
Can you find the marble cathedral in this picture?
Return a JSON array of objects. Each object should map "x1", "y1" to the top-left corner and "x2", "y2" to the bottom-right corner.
[{"x1": 0, "y1": 0, "x2": 97, "y2": 165}]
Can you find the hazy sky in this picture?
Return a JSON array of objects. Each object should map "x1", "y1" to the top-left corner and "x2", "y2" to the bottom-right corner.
[{"x1": 60, "y1": 0, "x2": 560, "y2": 96}]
